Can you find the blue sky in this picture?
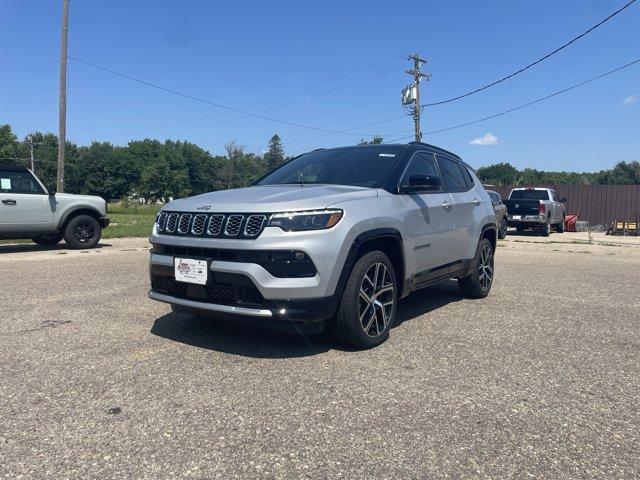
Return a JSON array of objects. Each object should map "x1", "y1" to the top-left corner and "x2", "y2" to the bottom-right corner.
[{"x1": 1, "y1": 0, "x2": 639, "y2": 171}]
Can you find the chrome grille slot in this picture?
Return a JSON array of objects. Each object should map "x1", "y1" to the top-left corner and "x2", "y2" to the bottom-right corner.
[
  {"x1": 191, "y1": 214, "x2": 207, "y2": 235},
  {"x1": 166, "y1": 213, "x2": 179, "y2": 233},
  {"x1": 207, "y1": 214, "x2": 224, "y2": 236},
  {"x1": 156, "y1": 212, "x2": 168, "y2": 232},
  {"x1": 225, "y1": 215, "x2": 244, "y2": 236},
  {"x1": 177, "y1": 214, "x2": 192, "y2": 234},
  {"x1": 244, "y1": 215, "x2": 266, "y2": 236}
]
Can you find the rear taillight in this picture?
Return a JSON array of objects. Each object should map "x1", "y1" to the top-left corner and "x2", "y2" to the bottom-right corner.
[{"x1": 538, "y1": 202, "x2": 546, "y2": 214}]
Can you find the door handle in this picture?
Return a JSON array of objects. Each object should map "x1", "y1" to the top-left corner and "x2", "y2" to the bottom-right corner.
[
  {"x1": 473, "y1": 198, "x2": 482, "y2": 206},
  {"x1": 442, "y1": 201, "x2": 453, "y2": 210},
  {"x1": 2, "y1": 199, "x2": 16, "y2": 206}
]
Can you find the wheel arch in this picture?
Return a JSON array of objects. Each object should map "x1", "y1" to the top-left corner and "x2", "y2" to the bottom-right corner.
[
  {"x1": 480, "y1": 223, "x2": 497, "y2": 251},
  {"x1": 334, "y1": 228, "x2": 406, "y2": 303},
  {"x1": 57, "y1": 207, "x2": 103, "y2": 230}
]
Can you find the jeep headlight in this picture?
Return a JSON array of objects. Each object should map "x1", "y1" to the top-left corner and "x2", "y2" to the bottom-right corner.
[{"x1": 268, "y1": 209, "x2": 343, "y2": 232}]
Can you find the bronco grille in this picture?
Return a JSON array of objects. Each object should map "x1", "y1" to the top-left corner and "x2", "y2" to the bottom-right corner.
[{"x1": 156, "y1": 212, "x2": 270, "y2": 239}]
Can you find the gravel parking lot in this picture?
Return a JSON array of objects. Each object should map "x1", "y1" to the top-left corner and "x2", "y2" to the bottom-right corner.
[{"x1": 1, "y1": 234, "x2": 639, "y2": 479}]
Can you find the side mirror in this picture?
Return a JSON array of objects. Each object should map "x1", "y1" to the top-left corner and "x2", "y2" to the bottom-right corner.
[
  {"x1": 48, "y1": 186, "x2": 56, "y2": 196},
  {"x1": 400, "y1": 175, "x2": 441, "y2": 193},
  {"x1": 560, "y1": 197, "x2": 568, "y2": 203}
]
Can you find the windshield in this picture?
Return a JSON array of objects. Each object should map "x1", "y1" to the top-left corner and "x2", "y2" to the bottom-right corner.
[
  {"x1": 257, "y1": 147, "x2": 405, "y2": 188},
  {"x1": 510, "y1": 189, "x2": 550, "y2": 200}
]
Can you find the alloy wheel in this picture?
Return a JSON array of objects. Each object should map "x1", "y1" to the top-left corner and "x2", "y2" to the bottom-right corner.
[
  {"x1": 358, "y1": 262, "x2": 395, "y2": 337},
  {"x1": 478, "y1": 244, "x2": 494, "y2": 291},
  {"x1": 74, "y1": 222, "x2": 96, "y2": 243}
]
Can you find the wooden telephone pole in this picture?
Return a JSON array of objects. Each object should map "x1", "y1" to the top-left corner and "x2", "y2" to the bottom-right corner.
[
  {"x1": 403, "y1": 54, "x2": 430, "y2": 142},
  {"x1": 57, "y1": 0, "x2": 69, "y2": 192}
]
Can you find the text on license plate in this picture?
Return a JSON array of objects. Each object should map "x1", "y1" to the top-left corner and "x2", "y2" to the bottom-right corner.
[
  {"x1": 511, "y1": 215, "x2": 522, "y2": 220},
  {"x1": 174, "y1": 258, "x2": 208, "y2": 285}
]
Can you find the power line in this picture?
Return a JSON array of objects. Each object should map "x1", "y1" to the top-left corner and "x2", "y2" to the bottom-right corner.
[
  {"x1": 102, "y1": 56, "x2": 406, "y2": 140},
  {"x1": 422, "y1": 0, "x2": 638, "y2": 107},
  {"x1": 384, "y1": 58, "x2": 640, "y2": 143},
  {"x1": 69, "y1": 57, "x2": 384, "y2": 138}
]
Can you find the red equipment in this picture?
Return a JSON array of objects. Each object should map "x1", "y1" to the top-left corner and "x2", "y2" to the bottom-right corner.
[{"x1": 564, "y1": 213, "x2": 579, "y2": 232}]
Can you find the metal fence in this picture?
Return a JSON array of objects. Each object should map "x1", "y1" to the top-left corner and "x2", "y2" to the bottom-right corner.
[{"x1": 491, "y1": 184, "x2": 640, "y2": 227}]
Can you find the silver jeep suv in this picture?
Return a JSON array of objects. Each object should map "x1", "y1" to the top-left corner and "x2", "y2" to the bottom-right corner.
[{"x1": 148, "y1": 142, "x2": 497, "y2": 348}]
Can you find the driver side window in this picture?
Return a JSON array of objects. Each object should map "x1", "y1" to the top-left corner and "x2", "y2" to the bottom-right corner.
[{"x1": 400, "y1": 152, "x2": 440, "y2": 191}]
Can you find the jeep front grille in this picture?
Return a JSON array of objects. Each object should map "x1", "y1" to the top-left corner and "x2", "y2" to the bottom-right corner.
[
  {"x1": 156, "y1": 212, "x2": 270, "y2": 239},
  {"x1": 177, "y1": 214, "x2": 192, "y2": 234},
  {"x1": 191, "y1": 214, "x2": 207, "y2": 235},
  {"x1": 166, "y1": 213, "x2": 179, "y2": 233},
  {"x1": 244, "y1": 215, "x2": 266, "y2": 236},
  {"x1": 225, "y1": 215, "x2": 243, "y2": 236}
]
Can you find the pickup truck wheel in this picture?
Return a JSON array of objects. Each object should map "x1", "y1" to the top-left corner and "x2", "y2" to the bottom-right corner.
[
  {"x1": 332, "y1": 251, "x2": 397, "y2": 349},
  {"x1": 516, "y1": 225, "x2": 525, "y2": 233},
  {"x1": 498, "y1": 217, "x2": 508, "y2": 239},
  {"x1": 556, "y1": 219, "x2": 565, "y2": 233},
  {"x1": 64, "y1": 215, "x2": 102, "y2": 249},
  {"x1": 458, "y1": 238, "x2": 494, "y2": 299},
  {"x1": 541, "y1": 219, "x2": 551, "y2": 237},
  {"x1": 31, "y1": 234, "x2": 63, "y2": 246}
]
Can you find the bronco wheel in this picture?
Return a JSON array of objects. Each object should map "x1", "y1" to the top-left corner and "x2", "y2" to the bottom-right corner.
[
  {"x1": 332, "y1": 250, "x2": 397, "y2": 349},
  {"x1": 458, "y1": 237, "x2": 494, "y2": 299},
  {"x1": 498, "y1": 217, "x2": 508, "y2": 239},
  {"x1": 64, "y1": 214, "x2": 102, "y2": 249},
  {"x1": 31, "y1": 234, "x2": 63, "y2": 246}
]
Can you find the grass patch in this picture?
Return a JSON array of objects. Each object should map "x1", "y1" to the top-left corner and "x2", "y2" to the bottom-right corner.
[
  {"x1": 107, "y1": 203, "x2": 163, "y2": 215},
  {"x1": 103, "y1": 213, "x2": 156, "y2": 239}
]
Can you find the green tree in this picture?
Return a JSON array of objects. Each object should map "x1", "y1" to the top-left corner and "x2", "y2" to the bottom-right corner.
[
  {"x1": 358, "y1": 135, "x2": 383, "y2": 145},
  {"x1": 476, "y1": 162, "x2": 518, "y2": 186},
  {"x1": 264, "y1": 134, "x2": 285, "y2": 171}
]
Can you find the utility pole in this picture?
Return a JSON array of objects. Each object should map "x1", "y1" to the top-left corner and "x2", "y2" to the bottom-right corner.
[
  {"x1": 401, "y1": 54, "x2": 430, "y2": 142},
  {"x1": 57, "y1": 0, "x2": 70, "y2": 192},
  {"x1": 28, "y1": 136, "x2": 35, "y2": 172}
]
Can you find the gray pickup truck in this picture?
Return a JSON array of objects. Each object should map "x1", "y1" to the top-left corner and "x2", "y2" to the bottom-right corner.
[
  {"x1": 503, "y1": 187, "x2": 566, "y2": 236},
  {"x1": 0, "y1": 165, "x2": 109, "y2": 248}
]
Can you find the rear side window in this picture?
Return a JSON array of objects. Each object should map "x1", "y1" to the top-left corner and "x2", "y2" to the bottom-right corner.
[
  {"x1": 461, "y1": 166, "x2": 475, "y2": 189},
  {"x1": 437, "y1": 157, "x2": 468, "y2": 193},
  {"x1": 0, "y1": 169, "x2": 43, "y2": 194},
  {"x1": 400, "y1": 151, "x2": 440, "y2": 189}
]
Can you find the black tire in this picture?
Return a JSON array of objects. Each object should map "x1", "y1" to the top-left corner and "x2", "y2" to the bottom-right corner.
[
  {"x1": 458, "y1": 237, "x2": 494, "y2": 299},
  {"x1": 63, "y1": 214, "x2": 102, "y2": 249},
  {"x1": 31, "y1": 234, "x2": 63, "y2": 246},
  {"x1": 516, "y1": 225, "x2": 525, "y2": 233},
  {"x1": 498, "y1": 217, "x2": 508, "y2": 239},
  {"x1": 556, "y1": 219, "x2": 565, "y2": 233},
  {"x1": 541, "y1": 218, "x2": 550, "y2": 237},
  {"x1": 331, "y1": 251, "x2": 397, "y2": 349}
]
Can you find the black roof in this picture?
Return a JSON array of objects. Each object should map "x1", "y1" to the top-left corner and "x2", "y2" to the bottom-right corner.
[{"x1": 0, "y1": 164, "x2": 30, "y2": 172}]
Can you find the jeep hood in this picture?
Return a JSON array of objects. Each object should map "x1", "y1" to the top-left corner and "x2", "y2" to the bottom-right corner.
[{"x1": 164, "y1": 185, "x2": 378, "y2": 213}]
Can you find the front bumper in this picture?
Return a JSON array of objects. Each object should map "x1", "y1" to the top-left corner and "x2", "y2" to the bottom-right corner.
[{"x1": 148, "y1": 258, "x2": 338, "y2": 324}]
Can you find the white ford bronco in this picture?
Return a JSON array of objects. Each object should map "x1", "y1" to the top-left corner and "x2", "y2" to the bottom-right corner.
[{"x1": 0, "y1": 165, "x2": 109, "y2": 248}]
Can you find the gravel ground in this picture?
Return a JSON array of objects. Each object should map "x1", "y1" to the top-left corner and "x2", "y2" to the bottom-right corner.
[{"x1": 0, "y1": 237, "x2": 638, "y2": 479}]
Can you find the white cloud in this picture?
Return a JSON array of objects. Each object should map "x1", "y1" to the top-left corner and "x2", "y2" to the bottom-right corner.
[
  {"x1": 469, "y1": 133, "x2": 500, "y2": 146},
  {"x1": 623, "y1": 94, "x2": 637, "y2": 106}
]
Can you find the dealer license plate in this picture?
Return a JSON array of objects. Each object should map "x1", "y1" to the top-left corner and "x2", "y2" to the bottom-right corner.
[{"x1": 174, "y1": 258, "x2": 208, "y2": 285}]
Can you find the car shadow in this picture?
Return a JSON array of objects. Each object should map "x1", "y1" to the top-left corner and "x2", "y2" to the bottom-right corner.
[
  {"x1": 150, "y1": 281, "x2": 464, "y2": 359},
  {"x1": 0, "y1": 242, "x2": 111, "y2": 254}
]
